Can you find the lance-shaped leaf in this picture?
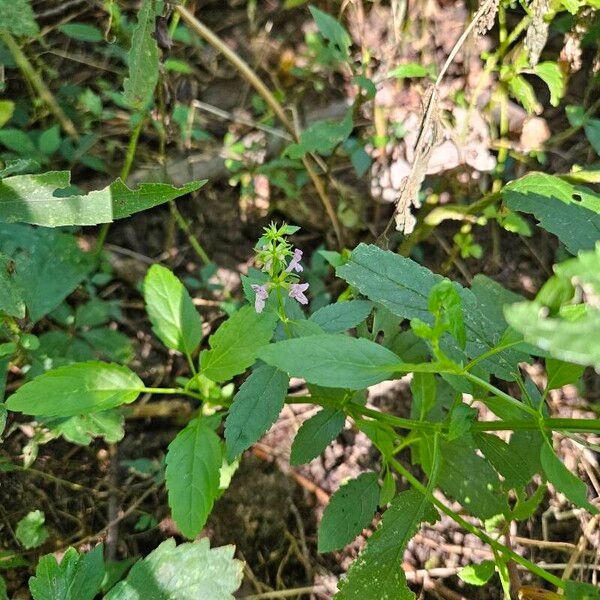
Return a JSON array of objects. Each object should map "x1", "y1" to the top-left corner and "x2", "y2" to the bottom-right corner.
[
  {"x1": 200, "y1": 306, "x2": 278, "y2": 382},
  {"x1": 225, "y1": 365, "x2": 289, "y2": 460},
  {"x1": 0, "y1": 171, "x2": 205, "y2": 226},
  {"x1": 318, "y1": 472, "x2": 379, "y2": 552},
  {"x1": 258, "y1": 334, "x2": 401, "y2": 389},
  {"x1": 143, "y1": 264, "x2": 202, "y2": 355},
  {"x1": 105, "y1": 538, "x2": 243, "y2": 600},
  {"x1": 123, "y1": 0, "x2": 159, "y2": 109},
  {"x1": 291, "y1": 407, "x2": 345, "y2": 465},
  {"x1": 502, "y1": 173, "x2": 600, "y2": 255},
  {"x1": 335, "y1": 490, "x2": 439, "y2": 599},
  {"x1": 6, "y1": 362, "x2": 144, "y2": 417},
  {"x1": 165, "y1": 418, "x2": 222, "y2": 539}
]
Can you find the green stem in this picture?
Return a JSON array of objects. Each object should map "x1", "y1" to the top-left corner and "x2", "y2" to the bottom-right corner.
[
  {"x1": 140, "y1": 386, "x2": 202, "y2": 401},
  {"x1": 389, "y1": 457, "x2": 565, "y2": 590},
  {"x1": 169, "y1": 202, "x2": 211, "y2": 265}
]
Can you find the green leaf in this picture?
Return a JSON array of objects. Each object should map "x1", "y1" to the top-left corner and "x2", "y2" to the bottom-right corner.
[
  {"x1": 59, "y1": 23, "x2": 104, "y2": 42},
  {"x1": 388, "y1": 63, "x2": 434, "y2": 79},
  {"x1": 508, "y1": 75, "x2": 540, "y2": 114},
  {"x1": 143, "y1": 264, "x2": 202, "y2": 355},
  {"x1": 410, "y1": 372, "x2": 437, "y2": 421},
  {"x1": 0, "y1": 224, "x2": 93, "y2": 322},
  {"x1": 6, "y1": 361, "x2": 144, "y2": 417},
  {"x1": 165, "y1": 418, "x2": 222, "y2": 539},
  {"x1": 540, "y1": 441, "x2": 598, "y2": 513},
  {"x1": 104, "y1": 538, "x2": 243, "y2": 600},
  {"x1": 0, "y1": 171, "x2": 206, "y2": 226},
  {"x1": 29, "y1": 545, "x2": 105, "y2": 600},
  {"x1": 285, "y1": 111, "x2": 353, "y2": 159},
  {"x1": 545, "y1": 358, "x2": 584, "y2": 390},
  {"x1": 0, "y1": 100, "x2": 15, "y2": 128},
  {"x1": 534, "y1": 62, "x2": 565, "y2": 107},
  {"x1": 200, "y1": 306, "x2": 278, "y2": 382},
  {"x1": 0, "y1": 252, "x2": 25, "y2": 317},
  {"x1": 291, "y1": 406, "x2": 345, "y2": 465},
  {"x1": 45, "y1": 411, "x2": 125, "y2": 445},
  {"x1": 258, "y1": 334, "x2": 401, "y2": 389},
  {"x1": 319, "y1": 472, "x2": 380, "y2": 552},
  {"x1": 337, "y1": 244, "x2": 529, "y2": 381},
  {"x1": 565, "y1": 581, "x2": 600, "y2": 599},
  {"x1": 16, "y1": 510, "x2": 48, "y2": 549},
  {"x1": 309, "y1": 300, "x2": 372, "y2": 332},
  {"x1": 502, "y1": 173, "x2": 600, "y2": 255},
  {"x1": 308, "y1": 5, "x2": 351, "y2": 59},
  {"x1": 224, "y1": 365, "x2": 289, "y2": 460},
  {"x1": 335, "y1": 490, "x2": 439, "y2": 600},
  {"x1": 0, "y1": 574, "x2": 6, "y2": 600},
  {"x1": 38, "y1": 125, "x2": 61, "y2": 156},
  {"x1": 584, "y1": 119, "x2": 600, "y2": 157},
  {"x1": 0, "y1": 0, "x2": 39, "y2": 36},
  {"x1": 457, "y1": 560, "x2": 495, "y2": 586},
  {"x1": 123, "y1": 0, "x2": 159, "y2": 109},
  {"x1": 0, "y1": 129, "x2": 37, "y2": 156}
]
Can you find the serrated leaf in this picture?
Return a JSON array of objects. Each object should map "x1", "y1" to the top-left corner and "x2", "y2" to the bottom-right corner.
[
  {"x1": 165, "y1": 418, "x2": 222, "y2": 538},
  {"x1": 104, "y1": 538, "x2": 243, "y2": 600},
  {"x1": 458, "y1": 560, "x2": 495, "y2": 586},
  {"x1": 508, "y1": 75, "x2": 540, "y2": 115},
  {"x1": 0, "y1": 171, "x2": 205, "y2": 226},
  {"x1": 6, "y1": 361, "x2": 144, "y2": 417},
  {"x1": 309, "y1": 300, "x2": 373, "y2": 332},
  {"x1": 44, "y1": 410, "x2": 125, "y2": 445},
  {"x1": 290, "y1": 407, "x2": 345, "y2": 465},
  {"x1": 545, "y1": 358, "x2": 584, "y2": 390},
  {"x1": 224, "y1": 365, "x2": 289, "y2": 460},
  {"x1": 285, "y1": 111, "x2": 353, "y2": 159},
  {"x1": 123, "y1": 0, "x2": 159, "y2": 109},
  {"x1": 534, "y1": 62, "x2": 565, "y2": 107},
  {"x1": 0, "y1": 0, "x2": 39, "y2": 36},
  {"x1": 337, "y1": 244, "x2": 529, "y2": 381},
  {"x1": 309, "y1": 5, "x2": 351, "y2": 58},
  {"x1": 540, "y1": 441, "x2": 598, "y2": 513},
  {"x1": 29, "y1": 545, "x2": 105, "y2": 600},
  {"x1": 200, "y1": 306, "x2": 278, "y2": 382},
  {"x1": 143, "y1": 264, "x2": 202, "y2": 355},
  {"x1": 502, "y1": 173, "x2": 600, "y2": 255},
  {"x1": 319, "y1": 472, "x2": 379, "y2": 553},
  {"x1": 258, "y1": 334, "x2": 401, "y2": 389},
  {"x1": 16, "y1": 510, "x2": 48, "y2": 549},
  {"x1": 335, "y1": 490, "x2": 439, "y2": 600}
]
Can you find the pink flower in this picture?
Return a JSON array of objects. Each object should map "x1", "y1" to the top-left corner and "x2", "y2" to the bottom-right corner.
[
  {"x1": 289, "y1": 282, "x2": 309, "y2": 305},
  {"x1": 251, "y1": 284, "x2": 269, "y2": 313},
  {"x1": 286, "y1": 248, "x2": 303, "y2": 273}
]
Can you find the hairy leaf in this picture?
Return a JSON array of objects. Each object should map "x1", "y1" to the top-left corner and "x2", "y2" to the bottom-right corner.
[
  {"x1": 165, "y1": 418, "x2": 222, "y2": 538},
  {"x1": 224, "y1": 365, "x2": 289, "y2": 460},
  {"x1": 319, "y1": 472, "x2": 379, "y2": 552},
  {"x1": 6, "y1": 362, "x2": 144, "y2": 417},
  {"x1": 143, "y1": 264, "x2": 202, "y2": 355},
  {"x1": 105, "y1": 538, "x2": 243, "y2": 600}
]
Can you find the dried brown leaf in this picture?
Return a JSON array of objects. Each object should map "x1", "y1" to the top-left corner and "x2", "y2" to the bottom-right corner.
[{"x1": 524, "y1": 0, "x2": 550, "y2": 67}]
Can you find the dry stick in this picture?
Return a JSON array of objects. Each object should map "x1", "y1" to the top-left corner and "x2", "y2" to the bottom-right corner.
[
  {"x1": 560, "y1": 515, "x2": 599, "y2": 587},
  {"x1": 174, "y1": 5, "x2": 344, "y2": 247},
  {"x1": 0, "y1": 30, "x2": 79, "y2": 140}
]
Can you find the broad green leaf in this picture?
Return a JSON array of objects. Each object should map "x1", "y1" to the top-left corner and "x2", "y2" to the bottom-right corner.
[
  {"x1": 337, "y1": 244, "x2": 529, "y2": 380},
  {"x1": 80, "y1": 329, "x2": 135, "y2": 363},
  {"x1": 165, "y1": 418, "x2": 222, "y2": 538},
  {"x1": 123, "y1": 0, "x2": 159, "y2": 109},
  {"x1": 319, "y1": 472, "x2": 379, "y2": 552},
  {"x1": 0, "y1": 224, "x2": 93, "y2": 322},
  {"x1": 59, "y1": 23, "x2": 104, "y2": 42},
  {"x1": 38, "y1": 125, "x2": 61, "y2": 156},
  {"x1": 105, "y1": 538, "x2": 243, "y2": 600},
  {"x1": 502, "y1": 173, "x2": 600, "y2": 255},
  {"x1": 290, "y1": 407, "x2": 345, "y2": 465},
  {"x1": 545, "y1": 358, "x2": 584, "y2": 390},
  {"x1": 309, "y1": 300, "x2": 373, "y2": 332},
  {"x1": 584, "y1": 119, "x2": 600, "y2": 157},
  {"x1": 6, "y1": 361, "x2": 144, "y2": 417},
  {"x1": 508, "y1": 75, "x2": 540, "y2": 114},
  {"x1": 16, "y1": 510, "x2": 48, "y2": 549},
  {"x1": 457, "y1": 561, "x2": 495, "y2": 586},
  {"x1": 565, "y1": 581, "x2": 600, "y2": 599},
  {"x1": 540, "y1": 441, "x2": 598, "y2": 513},
  {"x1": 0, "y1": 0, "x2": 39, "y2": 36},
  {"x1": 143, "y1": 265, "x2": 202, "y2": 355},
  {"x1": 534, "y1": 62, "x2": 565, "y2": 107},
  {"x1": 29, "y1": 545, "x2": 105, "y2": 600},
  {"x1": 423, "y1": 435, "x2": 508, "y2": 520},
  {"x1": 0, "y1": 129, "x2": 37, "y2": 156},
  {"x1": 200, "y1": 306, "x2": 277, "y2": 382},
  {"x1": 0, "y1": 171, "x2": 205, "y2": 226},
  {"x1": 335, "y1": 490, "x2": 439, "y2": 600},
  {"x1": 309, "y1": 5, "x2": 351, "y2": 58},
  {"x1": 258, "y1": 334, "x2": 401, "y2": 389},
  {"x1": 224, "y1": 365, "x2": 289, "y2": 460},
  {"x1": 44, "y1": 410, "x2": 125, "y2": 445},
  {"x1": 0, "y1": 252, "x2": 25, "y2": 317},
  {"x1": 285, "y1": 111, "x2": 353, "y2": 159}
]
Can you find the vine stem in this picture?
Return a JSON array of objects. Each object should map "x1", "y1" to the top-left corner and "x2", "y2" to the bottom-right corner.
[
  {"x1": 389, "y1": 457, "x2": 565, "y2": 590},
  {"x1": 174, "y1": 5, "x2": 344, "y2": 247}
]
